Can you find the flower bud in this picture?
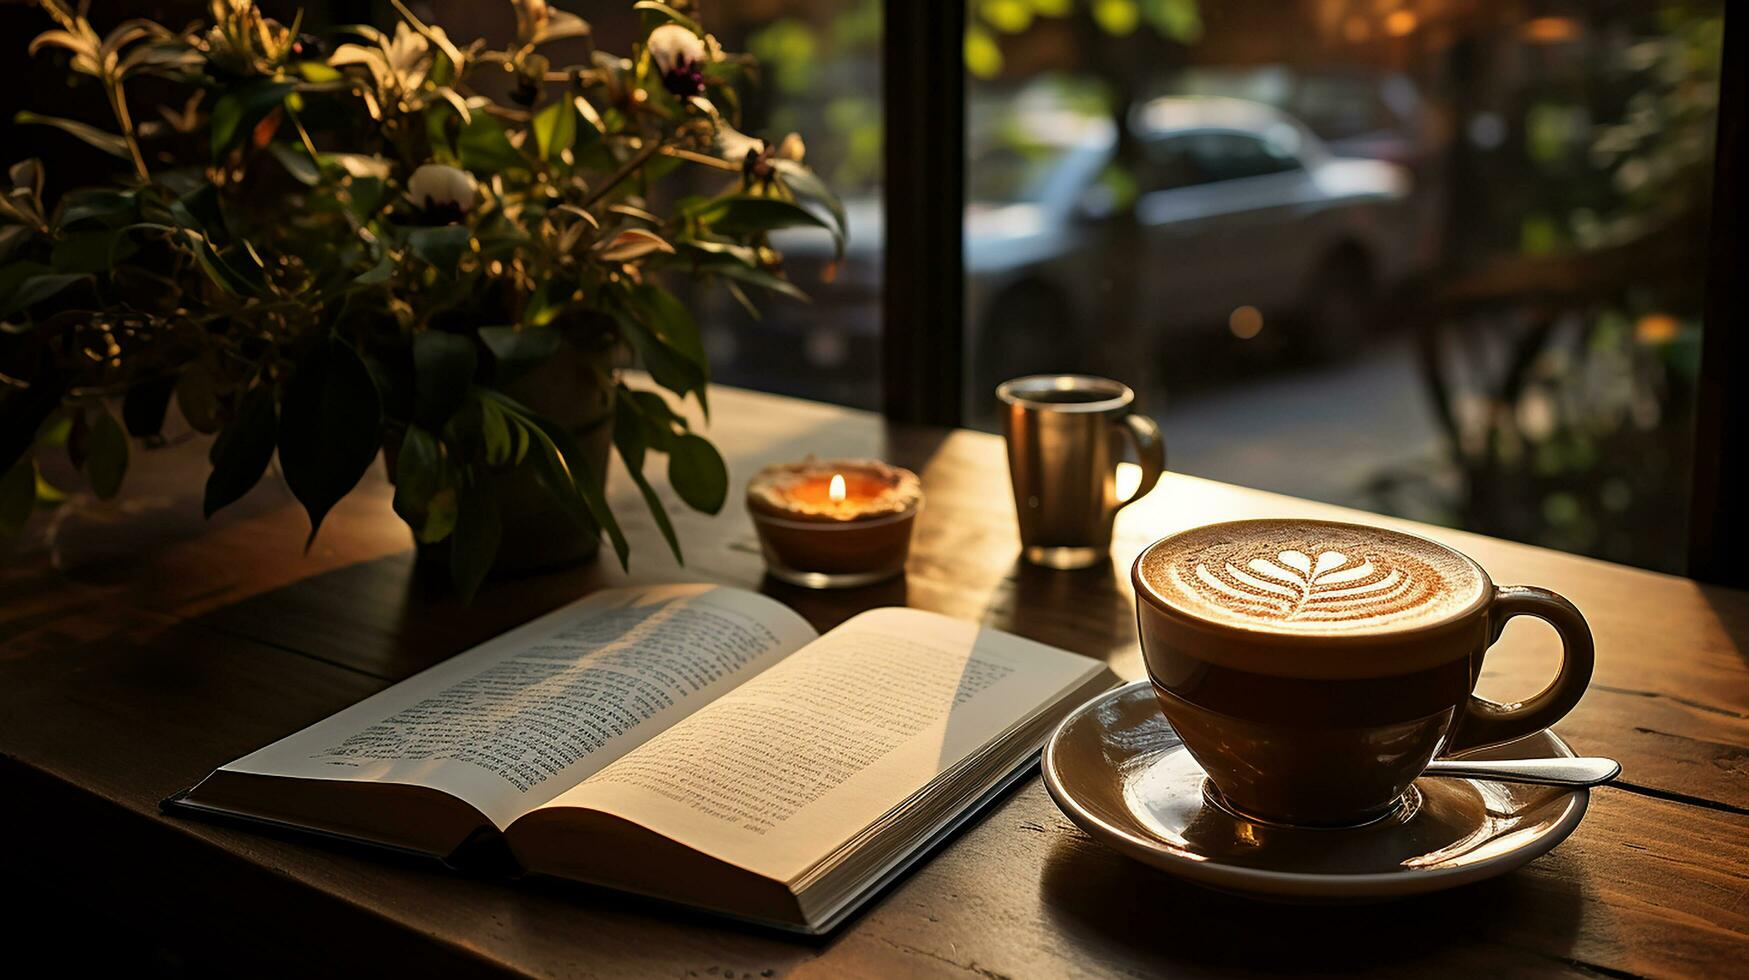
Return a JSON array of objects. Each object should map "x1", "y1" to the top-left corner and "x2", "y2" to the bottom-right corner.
[
  {"x1": 647, "y1": 24, "x2": 707, "y2": 97},
  {"x1": 290, "y1": 33, "x2": 326, "y2": 59},
  {"x1": 406, "y1": 163, "x2": 477, "y2": 223}
]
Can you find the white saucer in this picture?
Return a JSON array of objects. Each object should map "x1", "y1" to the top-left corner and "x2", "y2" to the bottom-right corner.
[{"x1": 1042, "y1": 681, "x2": 1590, "y2": 902}]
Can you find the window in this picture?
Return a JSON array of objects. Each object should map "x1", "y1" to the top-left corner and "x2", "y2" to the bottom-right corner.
[
  {"x1": 959, "y1": 1, "x2": 1727, "y2": 573},
  {"x1": 684, "y1": 0, "x2": 883, "y2": 410},
  {"x1": 1149, "y1": 131, "x2": 1304, "y2": 188}
]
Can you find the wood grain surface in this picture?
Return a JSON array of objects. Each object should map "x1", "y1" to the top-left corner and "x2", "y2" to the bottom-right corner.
[{"x1": 2, "y1": 385, "x2": 1745, "y2": 977}]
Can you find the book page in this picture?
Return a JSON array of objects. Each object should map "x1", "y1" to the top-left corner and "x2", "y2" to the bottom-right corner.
[
  {"x1": 540, "y1": 608, "x2": 1103, "y2": 881},
  {"x1": 215, "y1": 584, "x2": 817, "y2": 829}
]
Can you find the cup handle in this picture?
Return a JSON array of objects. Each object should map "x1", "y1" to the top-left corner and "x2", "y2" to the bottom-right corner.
[
  {"x1": 1444, "y1": 585, "x2": 1595, "y2": 754},
  {"x1": 1113, "y1": 413, "x2": 1166, "y2": 511}
]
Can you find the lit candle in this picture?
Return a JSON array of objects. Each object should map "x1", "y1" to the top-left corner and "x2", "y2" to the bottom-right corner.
[{"x1": 746, "y1": 456, "x2": 923, "y2": 588}]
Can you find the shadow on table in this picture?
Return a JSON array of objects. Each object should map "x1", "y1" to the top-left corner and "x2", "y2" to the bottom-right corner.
[
  {"x1": 1697, "y1": 583, "x2": 1749, "y2": 671},
  {"x1": 981, "y1": 557, "x2": 1140, "y2": 670},
  {"x1": 1037, "y1": 833, "x2": 1589, "y2": 973},
  {"x1": 759, "y1": 572, "x2": 909, "y2": 632}
]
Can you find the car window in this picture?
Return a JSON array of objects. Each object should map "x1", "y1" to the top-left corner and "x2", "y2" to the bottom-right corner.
[
  {"x1": 1143, "y1": 137, "x2": 1206, "y2": 191},
  {"x1": 1145, "y1": 131, "x2": 1302, "y2": 190},
  {"x1": 967, "y1": 142, "x2": 1076, "y2": 205},
  {"x1": 1187, "y1": 132, "x2": 1302, "y2": 181}
]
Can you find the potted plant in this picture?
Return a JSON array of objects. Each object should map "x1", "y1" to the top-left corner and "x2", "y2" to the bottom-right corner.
[{"x1": 0, "y1": 0, "x2": 843, "y2": 598}]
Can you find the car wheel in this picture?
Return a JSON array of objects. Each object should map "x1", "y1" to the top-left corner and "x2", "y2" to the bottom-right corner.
[
  {"x1": 1296, "y1": 248, "x2": 1376, "y2": 361},
  {"x1": 974, "y1": 281, "x2": 1081, "y2": 396}
]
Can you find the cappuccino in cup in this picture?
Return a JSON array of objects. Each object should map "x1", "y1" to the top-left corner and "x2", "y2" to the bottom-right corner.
[{"x1": 1133, "y1": 519, "x2": 1594, "y2": 826}]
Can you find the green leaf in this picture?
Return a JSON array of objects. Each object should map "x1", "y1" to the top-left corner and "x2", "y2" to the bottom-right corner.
[
  {"x1": 772, "y1": 159, "x2": 848, "y2": 245},
  {"x1": 34, "y1": 411, "x2": 72, "y2": 449},
  {"x1": 58, "y1": 189, "x2": 136, "y2": 226},
  {"x1": 457, "y1": 112, "x2": 524, "y2": 174},
  {"x1": 617, "y1": 284, "x2": 708, "y2": 412},
  {"x1": 121, "y1": 375, "x2": 175, "y2": 438},
  {"x1": 277, "y1": 339, "x2": 383, "y2": 548},
  {"x1": 204, "y1": 385, "x2": 278, "y2": 516},
  {"x1": 615, "y1": 309, "x2": 705, "y2": 408},
  {"x1": 0, "y1": 272, "x2": 89, "y2": 318},
  {"x1": 0, "y1": 225, "x2": 31, "y2": 265},
  {"x1": 479, "y1": 398, "x2": 512, "y2": 466},
  {"x1": 625, "y1": 388, "x2": 682, "y2": 452},
  {"x1": 520, "y1": 280, "x2": 567, "y2": 328},
  {"x1": 1146, "y1": 0, "x2": 1204, "y2": 43},
  {"x1": 268, "y1": 143, "x2": 322, "y2": 186},
  {"x1": 698, "y1": 196, "x2": 841, "y2": 259},
  {"x1": 14, "y1": 111, "x2": 129, "y2": 160},
  {"x1": 710, "y1": 260, "x2": 810, "y2": 303},
  {"x1": 33, "y1": 468, "x2": 65, "y2": 507},
  {"x1": 341, "y1": 175, "x2": 387, "y2": 220},
  {"x1": 392, "y1": 424, "x2": 455, "y2": 543},
  {"x1": 51, "y1": 229, "x2": 137, "y2": 274},
  {"x1": 450, "y1": 476, "x2": 501, "y2": 603},
  {"x1": 666, "y1": 433, "x2": 727, "y2": 514},
  {"x1": 297, "y1": 61, "x2": 341, "y2": 83},
  {"x1": 407, "y1": 224, "x2": 470, "y2": 276},
  {"x1": 412, "y1": 330, "x2": 477, "y2": 427},
  {"x1": 613, "y1": 391, "x2": 647, "y2": 472},
  {"x1": 182, "y1": 230, "x2": 260, "y2": 296},
  {"x1": 0, "y1": 457, "x2": 34, "y2": 536},
  {"x1": 532, "y1": 98, "x2": 576, "y2": 163},
  {"x1": 534, "y1": 414, "x2": 628, "y2": 569},
  {"x1": 630, "y1": 283, "x2": 705, "y2": 368},
  {"x1": 485, "y1": 391, "x2": 627, "y2": 570},
  {"x1": 477, "y1": 325, "x2": 561, "y2": 384},
  {"x1": 0, "y1": 261, "x2": 49, "y2": 295},
  {"x1": 354, "y1": 253, "x2": 394, "y2": 284},
  {"x1": 614, "y1": 390, "x2": 681, "y2": 564},
  {"x1": 170, "y1": 182, "x2": 227, "y2": 236},
  {"x1": 721, "y1": 279, "x2": 759, "y2": 321},
  {"x1": 210, "y1": 80, "x2": 296, "y2": 157},
  {"x1": 85, "y1": 407, "x2": 129, "y2": 500}
]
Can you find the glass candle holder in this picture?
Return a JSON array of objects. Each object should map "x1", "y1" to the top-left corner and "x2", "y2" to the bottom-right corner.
[{"x1": 746, "y1": 457, "x2": 923, "y2": 589}]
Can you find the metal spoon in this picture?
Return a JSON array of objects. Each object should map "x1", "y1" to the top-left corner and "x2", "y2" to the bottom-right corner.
[{"x1": 1421, "y1": 756, "x2": 1621, "y2": 787}]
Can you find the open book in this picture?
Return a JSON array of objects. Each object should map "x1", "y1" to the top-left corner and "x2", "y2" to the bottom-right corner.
[{"x1": 169, "y1": 584, "x2": 1117, "y2": 932}]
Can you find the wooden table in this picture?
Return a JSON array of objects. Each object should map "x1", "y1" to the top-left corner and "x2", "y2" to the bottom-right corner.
[{"x1": 3, "y1": 385, "x2": 1746, "y2": 977}]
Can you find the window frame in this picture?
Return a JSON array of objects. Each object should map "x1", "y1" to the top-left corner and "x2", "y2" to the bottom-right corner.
[
  {"x1": 879, "y1": 1, "x2": 965, "y2": 427},
  {"x1": 1688, "y1": 4, "x2": 1746, "y2": 586},
  {"x1": 879, "y1": 3, "x2": 1746, "y2": 582}
]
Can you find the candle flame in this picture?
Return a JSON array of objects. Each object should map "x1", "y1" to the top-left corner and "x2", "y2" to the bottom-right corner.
[{"x1": 829, "y1": 473, "x2": 846, "y2": 503}]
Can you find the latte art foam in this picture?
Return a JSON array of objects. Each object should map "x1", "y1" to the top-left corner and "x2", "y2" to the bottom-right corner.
[{"x1": 1139, "y1": 521, "x2": 1486, "y2": 635}]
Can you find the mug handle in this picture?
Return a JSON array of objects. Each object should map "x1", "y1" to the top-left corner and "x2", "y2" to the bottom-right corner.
[
  {"x1": 1444, "y1": 585, "x2": 1595, "y2": 753},
  {"x1": 1112, "y1": 413, "x2": 1166, "y2": 511}
]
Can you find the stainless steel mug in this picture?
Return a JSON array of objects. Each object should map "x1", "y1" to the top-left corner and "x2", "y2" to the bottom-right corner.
[{"x1": 998, "y1": 375, "x2": 1166, "y2": 569}]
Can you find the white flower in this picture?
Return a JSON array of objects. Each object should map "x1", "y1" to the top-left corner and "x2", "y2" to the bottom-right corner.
[
  {"x1": 406, "y1": 163, "x2": 477, "y2": 219},
  {"x1": 776, "y1": 132, "x2": 805, "y2": 162},
  {"x1": 647, "y1": 24, "x2": 707, "y2": 97}
]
